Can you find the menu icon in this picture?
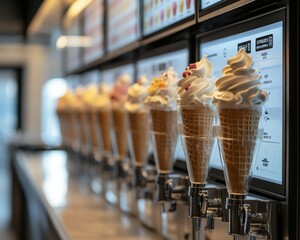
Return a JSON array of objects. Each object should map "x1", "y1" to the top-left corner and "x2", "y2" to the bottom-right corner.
[
  {"x1": 238, "y1": 40, "x2": 251, "y2": 53},
  {"x1": 256, "y1": 34, "x2": 273, "y2": 51}
]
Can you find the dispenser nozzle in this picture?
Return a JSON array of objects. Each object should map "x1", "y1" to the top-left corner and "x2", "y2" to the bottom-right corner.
[{"x1": 226, "y1": 196, "x2": 251, "y2": 236}]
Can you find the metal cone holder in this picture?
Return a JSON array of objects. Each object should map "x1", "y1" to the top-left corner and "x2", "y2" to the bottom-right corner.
[
  {"x1": 126, "y1": 108, "x2": 159, "y2": 229},
  {"x1": 75, "y1": 108, "x2": 91, "y2": 184},
  {"x1": 178, "y1": 105, "x2": 227, "y2": 237},
  {"x1": 215, "y1": 121, "x2": 279, "y2": 239},
  {"x1": 149, "y1": 107, "x2": 191, "y2": 239},
  {"x1": 95, "y1": 107, "x2": 118, "y2": 205}
]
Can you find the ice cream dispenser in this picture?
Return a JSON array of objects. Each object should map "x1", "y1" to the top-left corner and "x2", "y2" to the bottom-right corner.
[{"x1": 56, "y1": 8, "x2": 288, "y2": 240}]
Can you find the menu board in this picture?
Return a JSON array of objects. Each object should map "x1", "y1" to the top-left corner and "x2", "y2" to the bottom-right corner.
[
  {"x1": 200, "y1": 0, "x2": 222, "y2": 10},
  {"x1": 83, "y1": 0, "x2": 104, "y2": 64},
  {"x1": 137, "y1": 49, "x2": 189, "y2": 160},
  {"x1": 107, "y1": 0, "x2": 140, "y2": 52},
  {"x1": 66, "y1": 16, "x2": 81, "y2": 73},
  {"x1": 143, "y1": 0, "x2": 195, "y2": 36},
  {"x1": 102, "y1": 64, "x2": 135, "y2": 85},
  {"x1": 200, "y1": 21, "x2": 283, "y2": 184}
]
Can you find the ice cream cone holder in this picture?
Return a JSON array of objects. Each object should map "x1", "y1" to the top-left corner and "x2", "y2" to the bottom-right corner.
[
  {"x1": 100, "y1": 156, "x2": 118, "y2": 205},
  {"x1": 119, "y1": 160, "x2": 138, "y2": 216},
  {"x1": 136, "y1": 165, "x2": 162, "y2": 232},
  {"x1": 155, "y1": 173, "x2": 194, "y2": 240}
]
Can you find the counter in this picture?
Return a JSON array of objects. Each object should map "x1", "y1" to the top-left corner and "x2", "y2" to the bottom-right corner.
[{"x1": 11, "y1": 149, "x2": 161, "y2": 240}]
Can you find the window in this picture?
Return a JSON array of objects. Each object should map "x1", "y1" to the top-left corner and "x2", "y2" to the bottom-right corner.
[{"x1": 41, "y1": 78, "x2": 67, "y2": 145}]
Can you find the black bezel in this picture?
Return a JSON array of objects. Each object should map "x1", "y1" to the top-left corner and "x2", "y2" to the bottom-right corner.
[
  {"x1": 198, "y1": 0, "x2": 239, "y2": 17},
  {"x1": 196, "y1": 9, "x2": 286, "y2": 200}
]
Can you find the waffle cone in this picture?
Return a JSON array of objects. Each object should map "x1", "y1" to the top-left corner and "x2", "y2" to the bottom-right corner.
[
  {"x1": 73, "y1": 109, "x2": 88, "y2": 147},
  {"x1": 112, "y1": 107, "x2": 128, "y2": 159},
  {"x1": 218, "y1": 108, "x2": 261, "y2": 194},
  {"x1": 128, "y1": 111, "x2": 149, "y2": 166},
  {"x1": 96, "y1": 108, "x2": 112, "y2": 153},
  {"x1": 181, "y1": 106, "x2": 215, "y2": 184},
  {"x1": 68, "y1": 111, "x2": 79, "y2": 144},
  {"x1": 150, "y1": 109, "x2": 177, "y2": 173},
  {"x1": 87, "y1": 109, "x2": 99, "y2": 149},
  {"x1": 56, "y1": 110, "x2": 68, "y2": 145}
]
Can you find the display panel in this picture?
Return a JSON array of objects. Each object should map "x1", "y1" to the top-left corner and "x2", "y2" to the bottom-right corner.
[
  {"x1": 143, "y1": 0, "x2": 195, "y2": 36},
  {"x1": 66, "y1": 15, "x2": 81, "y2": 73},
  {"x1": 107, "y1": 0, "x2": 140, "y2": 52},
  {"x1": 198, "y1": 0, "x2": 240, "y2": 18},
  {"x1": 83, "y1": 0, "x2": 104, "y2": 64},
  {"x1": 137, "y1": 48, "x2": 189, "y2": 161},
  {"x1": 199, "y1": 16, "x2": 284, "y2": 189},
  {"x1": 200, "y1": 0, "x2": 222, "y2": 10},
  {"x1": 102, "y1": 63, "x2": 135, "y2": 85}
]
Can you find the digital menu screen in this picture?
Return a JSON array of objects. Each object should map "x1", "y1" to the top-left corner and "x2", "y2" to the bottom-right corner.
[
  {"x1": 83, "y1": 0, "x2": 104, "y2": 64},
  {"x1": 107, "y1": 0, "x2": 140, "y2": 52},
  {"x1": 66, "y1": 16, "x2": 81, "y2": 73},
  {"x1": 137, "y1": 48, "x2": 189, "y2": 160},
  {"x1": 200, "y1": 21, "x2": 283, "y2": 184},
  {"x1": 102, "y1": 64, "x2": 135, "y2": 85},
  {"x1": 143, "y1": 0, "x2": 195, "y2": 36},
  {"x1": 200, "y1": 0, "x2": 222, "y2": 10}
]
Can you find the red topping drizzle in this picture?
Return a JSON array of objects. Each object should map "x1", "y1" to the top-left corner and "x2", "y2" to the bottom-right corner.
[
  {"x1": 189, "y1": 63, "x2": 197, "y2": 69},
  {"x1": 182, "y1": 63, "x2": 197, "y2": 77},
  {"x1": 184, "y1": 83, "x2": 191, "y2": 91}
]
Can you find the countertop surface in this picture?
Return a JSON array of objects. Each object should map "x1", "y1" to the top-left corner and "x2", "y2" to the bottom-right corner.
[{"x1": 15, "y1": 150, "x2": 161, "y2": 240}]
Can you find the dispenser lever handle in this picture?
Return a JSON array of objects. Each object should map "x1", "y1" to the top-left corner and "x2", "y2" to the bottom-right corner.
[
  {"x1": 199, "y1": 191, "x2": 208, "y2": 216},
  {"x1": 242, "y1": 204, "x2": 251, "y2": 234}
]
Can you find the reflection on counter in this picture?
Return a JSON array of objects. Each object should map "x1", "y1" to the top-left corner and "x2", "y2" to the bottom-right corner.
[
  {"x1": 13, "y1": 150, "x2": 161, "y2": 240},
  {"x1": 41, "y1": 151, "x2": 68, "y2": 208}
]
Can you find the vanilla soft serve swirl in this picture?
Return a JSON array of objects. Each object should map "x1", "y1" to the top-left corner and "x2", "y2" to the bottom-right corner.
[
  {"x1": 178, "y1": 55, "x2": 216, "y2": 108},
  {"x1": 144, "y1": 67, "x2": 178, "y2": 110},
  {"x1": 125, "y1": 76, "x2": 148, "y2": 113},
  {"x1": 214, "y1": 48, "x2": 268, "y2": 105}
]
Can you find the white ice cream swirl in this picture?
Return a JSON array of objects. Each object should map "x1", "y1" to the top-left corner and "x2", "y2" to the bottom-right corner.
[
  {"x1": 214, "y1": 48, "x2": 268, "y2": 105},
  {"x1": 125, "y1": 76, "x2": 149, "y2": 112},
  {"x1": 178, "y1": 55, "x2": 216, "y2": 108},
  {"x1": 144, "y1": 67, "x2": 178, "y2": 110}
]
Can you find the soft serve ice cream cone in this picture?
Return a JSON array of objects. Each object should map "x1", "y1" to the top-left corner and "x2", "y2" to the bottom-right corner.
[
  {"x1": 144, "y1": 68, "x2": 178, "y2": 173},
  {"x1": 58, "y1": 90, "x2": 81, "y2": 151},
  {"x1": 81, "y1": 84, "x2": 101, "y2": 155},
  {"x1": 214, "y1": 48, "x2": 268, "y2": 195},
  {"x1": 110, "y1": 74, "x2": 132, "y2": 160},
  {"x1": 73, "y1": 86, "x2": 90, "y2": 155},
  {"x1": 177, "y1": 56, "x2": 216, "y2": 185},
  {"x1": 125, "y1": 76, "x2": 149, "y2": 167},
  {"x1": 56, "y1": 90, "x2": 74, "y2": 147},
  {"x1": 93, "y1": 84, "x2": 112, "y2": 158}
]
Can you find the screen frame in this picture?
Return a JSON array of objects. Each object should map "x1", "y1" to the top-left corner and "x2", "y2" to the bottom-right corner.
[
  {"x1": 198, "y1": 0, "x2": 239, "y2": 17},
  {"x1": 141, "y1": 0, "x2": 196, "y2": 39},
  {"x1": 196, "y1": 9, "x2": 286, "y2": 200}
]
